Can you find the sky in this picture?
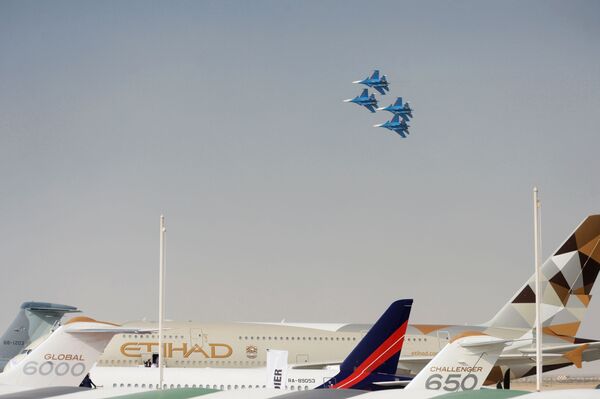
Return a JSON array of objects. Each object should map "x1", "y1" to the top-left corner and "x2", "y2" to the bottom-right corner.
[{"x1": 1, "y1": 0, "x2": 600, "y2": 375}]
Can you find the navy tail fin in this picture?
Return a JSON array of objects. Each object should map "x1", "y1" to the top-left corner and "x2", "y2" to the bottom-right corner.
[{"x1": 318, "y1": 299, "x2": 413, "y2": 390}]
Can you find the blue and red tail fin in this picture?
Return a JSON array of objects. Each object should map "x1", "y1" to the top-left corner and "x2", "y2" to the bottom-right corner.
[{"x1": 318, "y1": 299, "x2": 413, "y2": 390}]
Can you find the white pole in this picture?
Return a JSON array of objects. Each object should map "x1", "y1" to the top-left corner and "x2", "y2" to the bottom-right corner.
[
  {"x1": 533, "y1": 188, "x2": 542, "y2": 392},
  {"x1": 158, "y1": 215, "x2": 166, "y2": 390}
]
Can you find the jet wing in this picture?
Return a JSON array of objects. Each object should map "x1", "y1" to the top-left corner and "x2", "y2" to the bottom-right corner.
[
  {"x1": 373, "y1": 380, "x2": 411, "y2": 388},
  {"x1": 395, "y1": 130, "x2": 407, "y2": 138},
  {"x1": 374, "y1": 86, "x2": 386, "y2": 95},
  {"x1": 364, "y1": 105, "x2": 377, "y2": 113}
]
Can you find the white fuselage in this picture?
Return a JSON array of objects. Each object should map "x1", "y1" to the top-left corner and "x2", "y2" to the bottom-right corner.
[{"x1": 90, "y1": 364, "x2": 339, "y2": 392}]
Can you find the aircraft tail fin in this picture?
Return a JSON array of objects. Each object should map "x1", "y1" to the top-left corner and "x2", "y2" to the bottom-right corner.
[
  {"x1": 0, "y1": 317, "x2": 150, "y2": 388},
  {"x1": 486, "y1": 215, "x2": 600, "y2": 336},
  {"x1": 394, "y1": 97, "x2": 403, "y2": 107},
  {"x1": 360, "y1": 89, "x2": 369, "y2": 98},
  {"x1": 371, "y1": 70, "x2": 380, "y2": 80},
  {"x1": 405, "y1": 336, "x2": 508, "y2": 393},
  {"x1": 0, "y1": 302, "x2": 80, "y2": 370},
  {"x1": 318, "y1": 299, "x2": 413, "y2": 390},
  {"x1": 391, "y1": 114, "x2": 400, "y2": 123}
]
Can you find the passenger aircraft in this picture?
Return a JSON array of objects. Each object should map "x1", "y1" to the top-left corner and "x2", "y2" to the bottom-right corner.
[
  {"x1": 95, "y1": 215, "x2": 600, "y2": 387},
  {"x1": 0, "y1": 301, "x2": 80, "y2": 370},
  {"x1": 0, "y1": 316, "x2": 148, "y2": 397},
  {"x1": 90, "y1": 299, "x2": 414, "y2": 392}
]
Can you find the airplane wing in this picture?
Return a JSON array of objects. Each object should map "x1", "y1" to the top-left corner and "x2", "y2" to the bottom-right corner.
[
  {"x1": 365, "y1": 105, "x2": 376, "y2": 113},
  {"x1": 374, "y1": 86, "x2": 386, "y2": 95},
  {"x1": 395, "y1": 130, "x2": 407, "y2": 138}
]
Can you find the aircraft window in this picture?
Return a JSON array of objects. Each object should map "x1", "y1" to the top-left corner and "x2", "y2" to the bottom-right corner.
[
  {"x1": 353, "y1": 337, "x2": 357, "y2": 341},
  {"x1": 220, "y1": 385, "x2": 224, "y2": 390},
  {"x1": 234, "y1": 385, "x2": 239, "y2": 389},
  {"x1": 319, "y1": 337, "x2": 323, "y2": 341},
  {"x1": 120, "y1": 384, "x2": 124, "y2": 387},
  {"x1": 274, "y1": 337, "x2": 277, "y2": 340},
  {"x1": 341, "y1": 337, "x2": 345, "y2": 341},
  {"x1": 244, "y1": 336, "x2": 248, "y2": 340},
  {"x1": 238, "y1": 336, "x2": 241, "y2": 340},
  {"x1": 336, "y1": 337, "x2": 339, "y2": 341},
  {"x1": 291, "y1": 337, "x2": 295, "y2": 340},
  {"x1": 112, "y1": 384, "x2": 116, "y2": 388},
  {"x1": 227, "y1": 385, "x2": 231, "y2": 390},
  {"x1": 268, "y1": 336, "x2": 272, "y2": 340},
  {"x1": 305, "y1": 385, "x2": 309, "y2": 390},
  {"x1": 142, "y1": 384, "x2": 146, "y2": 388},
  {"x1": 262, "y1": 336, "x2": 265, "y2": 340},
  {"x1": 250, "y1": 336, "x2": 254, "y2": 340},
  {"x1": 169, "y1": 384, "x2": 174, "y2": 388},
  {"x1": 134, "y1": 384, "x2": 139, "y2": 388},
  {"x1": 280, "y1": 336, "x2": 283, "y2": 340},
  {"x1": 308, "y1": 337, "x2": 312, "y2": 340},
  {"x1": 177, "y1": 384, "x2": 181, "y2": 388},
  {"x1": 127, "y1": 384, "x2": 131, "y2": 388},
  {"x1": 149, "y1": 384, "x2": 153, "y2": 389}
]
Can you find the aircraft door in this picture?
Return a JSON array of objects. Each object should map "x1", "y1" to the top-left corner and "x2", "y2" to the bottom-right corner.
[
  {"x1": 436, "y1": 330, "x2": 450, "y2": 349},
  {"x1": 296, "y1": 354, "x2": 309, "y2": 364},
  {"x1": 190, "y1": 329, "x2": 205, "y2": 347}
]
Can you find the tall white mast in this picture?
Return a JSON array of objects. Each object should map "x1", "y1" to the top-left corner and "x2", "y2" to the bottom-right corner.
[
  {"x1": 158, "y1": 215, "x2": 166, "y2": 389},
  {"x1": 533, "y1": 188, "x2": 542, "y2": 392}
]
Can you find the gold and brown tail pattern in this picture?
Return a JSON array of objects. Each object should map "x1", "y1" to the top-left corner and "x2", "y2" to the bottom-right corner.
[{"x1": 486, "y1": 215, "x2": 600, "y2": 335}]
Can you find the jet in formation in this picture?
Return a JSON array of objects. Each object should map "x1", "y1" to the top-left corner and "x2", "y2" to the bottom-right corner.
[
  {"x1": 344, "y1": 89, "x2": 378, "y2": 113},
  {"x1": 376, "y1": 97, "x2": 413, "y2": 120},
  {"x1": 353, "y1": 70, "x2": 389, "y2": 95},
  {"x1": 374, "y1": 115, "x2": 410, "y2": 138}
]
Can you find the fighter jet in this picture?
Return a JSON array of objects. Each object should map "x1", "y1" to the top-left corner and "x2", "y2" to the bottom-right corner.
[
  {"x1": 353, "y1": 70, "x2": 389, "y2": 95},
  {"x1": 344, "y1": 89, "x2": 378, "y2": 113},
  {"x1": 377, "y1": 97, "x2": 413, "y2": 120},
  {"x1": 374, "y1": 114, "x2": 410, "y2": 138}
]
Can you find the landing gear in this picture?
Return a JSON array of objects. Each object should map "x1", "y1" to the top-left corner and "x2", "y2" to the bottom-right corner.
[{"x1": 496, "y1": 369, "x2": 511, "y2": 389}]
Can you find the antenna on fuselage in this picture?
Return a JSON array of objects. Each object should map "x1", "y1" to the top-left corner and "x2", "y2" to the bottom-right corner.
[{"x1": 158, "y1": 215, "x2": 166, "y2": 390}]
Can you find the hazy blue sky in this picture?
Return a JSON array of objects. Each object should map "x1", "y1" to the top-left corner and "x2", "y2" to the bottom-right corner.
[{"x1": 1, "y1": 0, "x2": 600, "y2": 374}]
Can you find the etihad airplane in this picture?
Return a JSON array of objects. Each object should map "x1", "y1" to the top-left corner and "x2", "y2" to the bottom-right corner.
[
  {"x1": 94, "y1": 215, "x2": 600, "y2": 387},
  {"x1": 0, "y1": 301, "x2": 80, "y2": 370},
  {"x1": 89, "y1": 299, "x2": 414, "y2": 392},
  {"x1": 89, "y1": 331, "x2": 509, "y2": 399},
  {"x1": 0, "y1": 316, "x2": 148, "y2": 398}
]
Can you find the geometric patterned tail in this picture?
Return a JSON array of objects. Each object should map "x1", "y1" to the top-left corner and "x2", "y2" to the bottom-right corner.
[{"x1": 485, "y1": 215, "x2": 600, "y2": 338}]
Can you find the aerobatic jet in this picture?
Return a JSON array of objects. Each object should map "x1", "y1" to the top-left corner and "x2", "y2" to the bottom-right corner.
[
  {"x1": 377, "y1": 97, "x2": 413, "y2": 120},
  {"x1": 374, "y1": 114, "x2": 410, "y2": 138},
  {"x1": 353, "y1": 70, "x2": 389, "y2": 95},
  {"x1": 344, "y1": 89, "x2": 378, "y2": 113}
]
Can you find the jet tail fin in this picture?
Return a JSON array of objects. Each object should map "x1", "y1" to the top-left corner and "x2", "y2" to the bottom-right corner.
[
  {"x1": 360, "y1": 89, "x2": 369, "y2": 97},
  {"x1": 486, "y1": 215, "x2": 600, "y2": 335},
  {"x1": 405, "y1": 336, "x2": 508, "y2": 393},
  {"x1": 0, "y1": 302, "x2": 80, "y2": 370},
  {"x1": 371, "y1": 70, "x2": 380, "y2": 80},
  {"x1": 394, "y1": 97, "x2": 403, "y2": 107},
  {"x1": 0, "y1": 318, "x2": 148, "y2": 388},
  {"x1": 318, "y1": 299, "x2": 413, "y2": 390}
]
